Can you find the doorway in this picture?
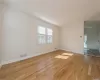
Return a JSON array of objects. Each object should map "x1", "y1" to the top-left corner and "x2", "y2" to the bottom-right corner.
[{"x1": 84, "y1": 21, "x2": 100, "y2": 56}]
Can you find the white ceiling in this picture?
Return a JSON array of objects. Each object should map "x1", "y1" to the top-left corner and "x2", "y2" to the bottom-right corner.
[
  {"x1": 5, "y1": 0, "x2": 100, "y2": 26},
  {"x1": 0, "y1": 0, "x2": 4, "y2": 3}
]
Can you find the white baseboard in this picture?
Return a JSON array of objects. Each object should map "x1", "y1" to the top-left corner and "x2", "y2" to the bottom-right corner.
[
  {"x1": 2, "y1": 50, "x2": 57, "y2": 65},
  {"x1": 2, "y1": 53, "x2": 40, "y2": 65},
  {"x1": 60, "y1": 48, "x2": 84, "y2": 54}
]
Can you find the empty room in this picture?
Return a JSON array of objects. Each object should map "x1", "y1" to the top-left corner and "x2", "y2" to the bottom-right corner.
[{"x1": 0, "y1": 0, "x2": 100, "y2": 80}]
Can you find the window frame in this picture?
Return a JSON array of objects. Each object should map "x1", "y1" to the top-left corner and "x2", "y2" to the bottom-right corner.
[
  {"x1": 46, "y1": 28, "x2": 53, "y2": 44},
  {"x1": 37, "y1": 26, "x2": 53, "y2": 44}
]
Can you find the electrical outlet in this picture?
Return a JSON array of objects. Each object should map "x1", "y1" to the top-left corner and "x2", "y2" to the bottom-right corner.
[
  {"x1": 55, "y1": 48, "x2": 57, "y2": 50},
  {"x1": 20, "y1": 53, "x2": 27, "y2": 58},
  {"x1": 54, "y1": 48, "x2": 57, "y2": 51}
]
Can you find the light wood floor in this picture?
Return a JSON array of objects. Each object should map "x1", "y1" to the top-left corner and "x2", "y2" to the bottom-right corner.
[{"x1": 0, "y1": 50, "x2": 100, "y2": 80}]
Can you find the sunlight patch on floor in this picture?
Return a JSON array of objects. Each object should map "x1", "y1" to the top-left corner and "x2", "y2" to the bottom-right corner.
[
  {"x1": 88, "y1": 64, "x2": 91, "y2": 76},
  {"x1": 61, "y1": 53, "x2": 73, "y2": 56},
  {"x1": 55, "y1": 53, "x2": 73, "y2": 59},
  {"x1": 55, "y1": 55, "x2": 69, "y2": 59}
]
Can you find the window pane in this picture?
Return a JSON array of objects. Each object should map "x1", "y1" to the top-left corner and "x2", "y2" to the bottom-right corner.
[
  {"x1": 47, "y1": 28, "x2": 53, "y2": 35},
  {"x1": 38, "y1": 26, "x2": 46, "y2": 34},
  {"x1": 47, "y1": 35, "x2": 52, "y2": 43},
  {"x1": 38, "y1": 34, "x2": 46, "y2": 44}
]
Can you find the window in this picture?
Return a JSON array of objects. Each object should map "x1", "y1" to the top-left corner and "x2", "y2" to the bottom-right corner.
[
  {"x1": 38, "y1": 26, "x2": 46, "y2": 44},
  {"x1": 47, "y1": 28, "x2": 53, "y2": 43},
  {"x1": 38, "y1": 26, "x2": 53, "y2": 44}
]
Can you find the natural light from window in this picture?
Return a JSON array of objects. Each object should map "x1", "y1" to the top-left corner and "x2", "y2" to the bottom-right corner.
[
  {"x1": 38, "y1": 26, "x2": 53, "y2": 44},
  {"x1": 38, "y1": 26, "x2": 46, "y2": 34},
  {"x1": 55, "y1": 53, "x2": 73, "y2": 59}
]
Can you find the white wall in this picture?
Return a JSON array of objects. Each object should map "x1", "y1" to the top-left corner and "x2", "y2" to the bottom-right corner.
[
  {"x1": 0, "y1": 26, "x2": 1, "y2": 66},
  {"x1": 0, "y1": 4, "x2": 4, "y2": 66},
  {"x1": 60, "y1": 21, "x2": 84, "y2": 54},
  {"x1": 2, "y1": 8, "x2": 60, "y2": 65}
]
